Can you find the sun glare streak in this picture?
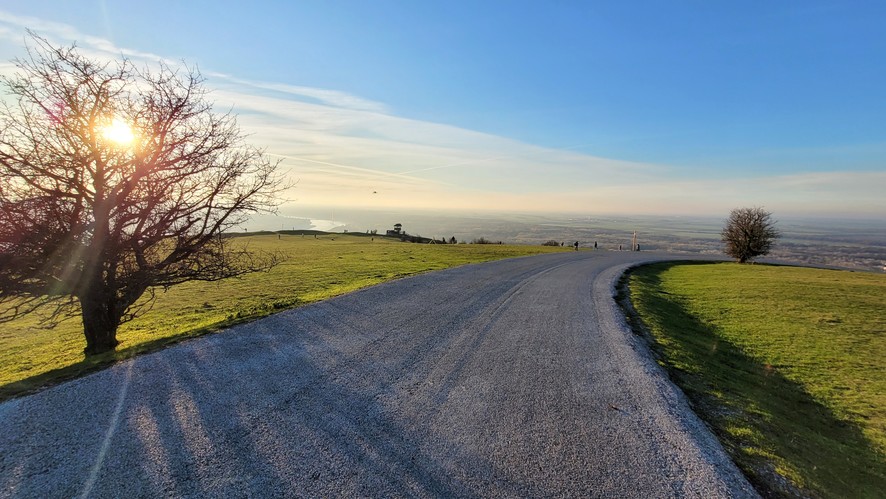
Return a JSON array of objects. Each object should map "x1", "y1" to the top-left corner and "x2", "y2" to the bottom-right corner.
[
  {"x1": 100, "y1": 117, "x2": 135, "y2": 146},
  {"x1": 79, "y1": 360, "x2": 134, "y2": 498}
]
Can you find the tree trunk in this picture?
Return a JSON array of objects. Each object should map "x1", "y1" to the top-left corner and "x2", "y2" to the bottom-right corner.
[{"x1": 81, "y1": 297, "x2": 120, "y2": 355}]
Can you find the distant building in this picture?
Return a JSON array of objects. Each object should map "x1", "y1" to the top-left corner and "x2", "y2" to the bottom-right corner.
[{"x1": 386, "y1": 223, "x2": 403, "y2": 237}]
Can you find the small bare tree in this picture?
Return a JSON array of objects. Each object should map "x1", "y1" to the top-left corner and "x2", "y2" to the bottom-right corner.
[
  {"x1": 0, "y1": 34, "x2": 284, "y2": 355},
  {"x1": 721, "y1": 207, "x2": 779, "y2": 263}
]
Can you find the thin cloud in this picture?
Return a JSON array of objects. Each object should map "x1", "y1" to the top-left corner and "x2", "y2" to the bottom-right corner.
[
  {"x1": 208, "y1": 74, "x2": 389, "y2": 113},
  {"x1": 0, "y1": 11, "x2": 175, "y2": 65}
]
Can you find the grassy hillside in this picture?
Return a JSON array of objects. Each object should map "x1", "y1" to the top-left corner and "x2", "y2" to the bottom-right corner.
[
  {"x1": 0, "y1": 234, "x2": 563, "y2": 400},
  {"x1": 627, "y1": 262, "x2": 885, "y2": 498}
]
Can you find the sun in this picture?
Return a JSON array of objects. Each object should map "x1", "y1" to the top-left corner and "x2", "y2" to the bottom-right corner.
[{"x1": 100, "y1": 117, "x2": 135, "y2": 146}]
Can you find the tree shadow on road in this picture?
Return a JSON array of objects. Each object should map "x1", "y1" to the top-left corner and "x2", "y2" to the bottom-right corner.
[{"x1": 1, "y1": 301, "x2": 530, "y2": 497}]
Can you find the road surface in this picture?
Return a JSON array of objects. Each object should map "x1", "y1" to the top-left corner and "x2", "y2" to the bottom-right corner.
[{"x1": 0, "y1": 251, "x2": 757, "y2": 498}]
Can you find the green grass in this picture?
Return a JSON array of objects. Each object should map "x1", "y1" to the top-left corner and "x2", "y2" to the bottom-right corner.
[
  {"x1": 0, "y1": 233, "x2": 565, "y2": 400},
  {"x1": 626, "y1": 262, "x2": 886, "y2": 498}
]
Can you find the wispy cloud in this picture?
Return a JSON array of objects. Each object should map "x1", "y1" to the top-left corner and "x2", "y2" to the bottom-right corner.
[
  {"x1": 0, "y1": 11, "x2": 174, "y2": 65},
  {"x1": 207, "y1": 73, "x2": 389, "y2": 113},
  {"x1": 1, "y1": 10, "x2": 882, "y2": 217}
]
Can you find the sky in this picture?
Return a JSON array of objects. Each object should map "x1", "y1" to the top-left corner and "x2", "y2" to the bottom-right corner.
[{"x1": 0, "y1": 1, "x2": 884, "y2": 218}]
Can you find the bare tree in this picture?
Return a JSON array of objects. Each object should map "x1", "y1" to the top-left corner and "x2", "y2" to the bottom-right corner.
[
  {"x1": 721, "y1": 207, "x2": 779, "y2": 263},
  {"x1": 0, "y1": 34, "x2": 284, "y2": 355}
]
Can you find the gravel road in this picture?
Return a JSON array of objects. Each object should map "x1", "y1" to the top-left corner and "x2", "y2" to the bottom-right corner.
[{"x1": 0, "y1": 251, "x2": 758, "y2": 498}]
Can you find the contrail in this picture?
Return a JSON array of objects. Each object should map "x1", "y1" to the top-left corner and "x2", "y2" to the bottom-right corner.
[
  {"x1": 395, "y1": 144, "x2": 594, "y2": 176},
  {"x1": 269, "y1": 143, "x2": 596, "y2": 180},
  {"x1": 265, "y1": 153, "x2": 419, "y2": 181}
]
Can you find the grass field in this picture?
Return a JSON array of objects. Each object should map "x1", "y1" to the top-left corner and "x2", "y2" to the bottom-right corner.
[
  {"x1": 626, "y1": 262, "x2": 886, "y2": 498},
  {"x1": 0, "y1": 233, "x2": 564, "y2": 400}
]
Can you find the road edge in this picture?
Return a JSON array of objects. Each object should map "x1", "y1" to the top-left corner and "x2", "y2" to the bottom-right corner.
[{"x1": 595, "y1": 259, "x2": 760, "y2": 498}]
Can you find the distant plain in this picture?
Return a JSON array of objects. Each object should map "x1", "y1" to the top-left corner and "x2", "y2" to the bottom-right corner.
[{"x1": 258, "y1": 209, "x2": 886, "y2": 273}]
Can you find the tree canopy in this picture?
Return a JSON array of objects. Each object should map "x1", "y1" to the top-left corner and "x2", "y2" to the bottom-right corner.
[
  {"x1": 721, "y1": 207, "x2": 779, "y2": 263},
  {"x1": 0, "y1": 34, "x2": 284, "y2": 354}
]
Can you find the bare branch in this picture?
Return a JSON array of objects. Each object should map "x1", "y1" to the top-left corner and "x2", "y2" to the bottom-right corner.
[
  {"x1": 721, "y1": 207, "x2": 780, "y2": 263},
  {"x1": 0, "y1": 33, "x2": 284, "y2": 354}
]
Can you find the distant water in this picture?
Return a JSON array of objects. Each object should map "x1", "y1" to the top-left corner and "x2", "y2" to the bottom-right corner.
[
  {"x1": 304, "y1": 218, "x2": 339, "y2": 232},
  {"x1": 246, "y1": 209, "x2": 886, "y2": 273},
  {"x1": 244, "y1": 214, "x2": 342, "y2": 232}
]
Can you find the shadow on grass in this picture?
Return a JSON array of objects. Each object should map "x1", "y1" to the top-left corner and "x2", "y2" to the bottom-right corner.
[
  {"x1": 624, "y1": 261, "x2": 885, "y2": 499},
  {"x1": 0, "y1": 301, "x2": 298, "y2": 402}
]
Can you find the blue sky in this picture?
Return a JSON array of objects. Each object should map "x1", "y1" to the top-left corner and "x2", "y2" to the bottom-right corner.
[{"x1": 0, "y1": 1, "x2": 884, "y2": 217}]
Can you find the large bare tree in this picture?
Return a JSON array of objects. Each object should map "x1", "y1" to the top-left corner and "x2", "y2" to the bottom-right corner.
[
  {"x1": 0, "y1": 35, "x2": 284, "y2": 355},
  {"x1": 721, "y1": 207, "x2": 780, "y2": 263}
]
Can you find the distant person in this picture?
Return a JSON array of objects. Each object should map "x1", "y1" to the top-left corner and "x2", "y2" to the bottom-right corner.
[
  {"x1": 619, "y1": 244, "x2": 622, "y2": 251},
  {"x1": 573, "y1": 241, "x2": 579, "y2": 251},
  {"x1": 594, "y1": 241, "x2": 598, "y2": 250},
  {"x1": 636, "y1": 243, "x2": 640, "y2": 251}
]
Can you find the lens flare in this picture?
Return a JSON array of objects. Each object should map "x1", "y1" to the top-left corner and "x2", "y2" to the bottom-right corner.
[{"x1": 101, "y1": 117, "x2": 135, "y2": 146}]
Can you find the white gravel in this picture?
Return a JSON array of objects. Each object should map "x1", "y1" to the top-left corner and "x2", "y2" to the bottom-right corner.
[{"x1": 0, "y1": 251, "x2": 758, "y2": 498}]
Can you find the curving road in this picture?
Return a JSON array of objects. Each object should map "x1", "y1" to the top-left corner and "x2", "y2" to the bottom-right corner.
[{"x1": 0, "y1": 251, "x2": 757, "y2": 498}]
